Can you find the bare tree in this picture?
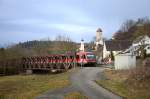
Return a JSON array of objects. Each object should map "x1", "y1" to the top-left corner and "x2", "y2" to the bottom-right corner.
[
  {"x1": 52, "y1": 35, "x2": 76, "y2": 53},
  {"x1": 120, "y1": 19, "x2": 136, "y2": 32}
]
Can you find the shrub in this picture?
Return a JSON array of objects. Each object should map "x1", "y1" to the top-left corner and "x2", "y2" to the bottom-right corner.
[{"x1": 127, "y1": 66, "x2": 150, "y2": 88}]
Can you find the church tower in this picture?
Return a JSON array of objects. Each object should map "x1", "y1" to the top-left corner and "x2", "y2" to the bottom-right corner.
[
  {"x1": 96, "y1": 28, "x2": 103, "y2": 45},
  {"x1": 95, "y1": 28, "x2": 103, "y2": 50},
  {"x1": 95, "y1": 28, "x2": 103, "y2": 64}
]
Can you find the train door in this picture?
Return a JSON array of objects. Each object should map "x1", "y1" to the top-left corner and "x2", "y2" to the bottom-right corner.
[{"x1": 76, "y1": 55, "x2": 80, "y2": 65}]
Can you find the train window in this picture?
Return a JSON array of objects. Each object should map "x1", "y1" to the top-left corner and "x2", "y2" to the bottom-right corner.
[
  {"x1": 62, "y1": 56, "x2": 65, "y2": 59},
  {"x1": 70, "y1": 56, "x2": 73, "y2": 59},
  {"x1": 87, "y1": 54, "x2": 96, "y2": 59}
]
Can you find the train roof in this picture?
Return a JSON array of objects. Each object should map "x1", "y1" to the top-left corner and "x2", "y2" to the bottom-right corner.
[{"x1": 76, "y1": 51, "x2": 94, "y2": 54}]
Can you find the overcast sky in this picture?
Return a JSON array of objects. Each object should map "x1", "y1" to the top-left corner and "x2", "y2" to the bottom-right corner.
[{"x1": 0, "y1": 0, "x2": 150, "y2": 45}]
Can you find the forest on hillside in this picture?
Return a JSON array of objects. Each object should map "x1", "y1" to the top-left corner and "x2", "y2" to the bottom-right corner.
[
  {"x1": 113, "y1": 17, "x2": 150, "y2": 41},
  {"x1": 0, "y1": 35, "x2": 77, "y2": 60}
]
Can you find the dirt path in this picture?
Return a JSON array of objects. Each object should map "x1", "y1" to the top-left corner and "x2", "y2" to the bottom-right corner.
[{"x1": 36, "y1": 67, "x2": 122, "y2": 99}]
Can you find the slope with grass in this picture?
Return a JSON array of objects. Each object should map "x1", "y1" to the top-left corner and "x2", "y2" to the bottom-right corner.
[
  {"x1": 96, "y1": 69, "x2": 150, "y2": 99},
  {"x1": 64, "y1": 92, "x2": 88, "y2": 99},
  {"x1": 0, "y1": 72, "x2": 69, "y2": 99}
]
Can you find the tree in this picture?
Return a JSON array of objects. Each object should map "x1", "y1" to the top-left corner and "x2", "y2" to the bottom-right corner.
[
  {"x1": 0, "y1": 48, "x2": 5, "y2": 60},
  {"x1": 113, "y1": 17, "x2": 150, "y2": 41},
  {"x1": 52, "y1": 35, "x2": 77, "y2": 53},
  {"x1": 110, "y1": 51, "x2": 114, "y2": 61},
  {"x1": 138, "y1": 40, "x2": 147, "y2": 59},
  {"x1": 120, "y1": 19, "x2": 136, "y2": 32}
]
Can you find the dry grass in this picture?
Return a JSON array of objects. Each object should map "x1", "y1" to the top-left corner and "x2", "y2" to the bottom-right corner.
[
  {"x1": 96, "y1": 68, "x2": 150, "y2": 99},
  {"x1": 103, "y1": 69, "x2": 129, "y2": 82},
  {"x1": 0, "y1": 72, "x2": 69, "y2": 99},
  {"x1": 64, "y1": 92, "x2": 88, "y2": 99}
]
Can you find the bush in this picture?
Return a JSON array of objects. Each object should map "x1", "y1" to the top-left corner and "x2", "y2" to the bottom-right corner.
[
  {"x1": 110, "y1": 51, "x2": 114, "y2": 61},
  {"x1": 0, "y1": 59, "x2": 22, "y2": 75},
  {"x1": 127, "y1": 66, "x2": 150, "y2": 88},
  {"x1": 129, "y1": 67, "x2": 150, "y2": 81}
]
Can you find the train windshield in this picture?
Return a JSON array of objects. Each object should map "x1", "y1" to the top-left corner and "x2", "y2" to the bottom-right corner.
[{"x1": 87, "y1": 54, "x2": 96, "y2": 60}]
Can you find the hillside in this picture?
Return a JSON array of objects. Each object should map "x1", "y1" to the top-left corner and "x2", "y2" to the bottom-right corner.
[
  {"x1": 113, "y1": 18, "x2": 150, "y2": 41},
  {"x1": 0, "y1": 40, "x2": 78, "y2": 61}
]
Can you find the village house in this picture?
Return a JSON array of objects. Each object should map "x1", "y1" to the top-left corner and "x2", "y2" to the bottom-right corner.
[
  {"x1": 126, "y1": 35, "x2": 150, "y2": 56},
  {"x1": 100, "y1": 35, "x2": 150, "y2": 69},
  {"x1": 102, "y1": 40, "x2": 132, "y2": 64}
]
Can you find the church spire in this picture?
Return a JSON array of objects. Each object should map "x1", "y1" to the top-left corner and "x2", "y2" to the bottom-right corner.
[{"x1": 80, "y1": 38, "x2": 84, "y2": 52}]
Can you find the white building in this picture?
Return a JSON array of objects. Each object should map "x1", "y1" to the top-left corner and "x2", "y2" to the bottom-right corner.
[
  {"x1": 102, "y1": 40, "x2": 135, "y2": 69},
  {"x1": 126, "y1": 35, "x2": 150, "y2": 56},
  {"x1": 132, "y1": 35, "x2": 150, "y2": 46},
  {"x1": 79, "y1": 39, "x2": 85, "y2": 52},
  {"x1": 115, "y1": 53, "x2": 136, "y2": 70},
  {"x1": 95, "y1": 28, "x2": 103, "y2": 50},
  {"x1": 94, "y1": 28, "x2": 105, "y2": 64},
  {"x1": 103, "y1": 40, "x2": 132, "y2": 59}
]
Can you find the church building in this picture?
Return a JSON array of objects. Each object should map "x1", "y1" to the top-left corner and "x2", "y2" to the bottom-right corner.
[
  {"x1": 94, "y1": 28, "x2": 104, "y2": 64},
  {"x1": 94, "y1": 28, "x2": 132, "y2": 64}
]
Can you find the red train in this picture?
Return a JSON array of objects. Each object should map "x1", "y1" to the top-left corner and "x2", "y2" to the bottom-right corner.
[
  {"x1": 76, "y1": 51, "x2": 96, "y2": 66},
  {"x1": 22, "y1": 51, "x2": 96, "y2": 72}
]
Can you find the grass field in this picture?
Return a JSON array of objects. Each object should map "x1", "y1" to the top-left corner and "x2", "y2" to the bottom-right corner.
[
  {"x1": 64, "y1": 92, "x2": 88, "y2": 99},
  {"x1": 96, "y1": 69, "x2": 150, "y2": 99},
  {"x1": 0, "y1": 72, "x2": 70, "y2": 99}
]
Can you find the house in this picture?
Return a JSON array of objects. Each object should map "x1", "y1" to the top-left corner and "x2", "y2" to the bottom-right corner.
[
  {"x1": 101, "y1": 35, "x2": 150, "y2": 67},
  {"x1": 102, "y1": 40, "x2": 132, "y2": 64},
  {"x1": 102, "y1": 40, "x2": 136, "y2": 69},
  {"x1": 126, "y1": 35, "x2": 150, "y2": 56},
  {"x1": 103, "y1": 40, "x2": 132, "y2": 58},
  {"x1": 132, "y1": 35, "x2": 150, "y2": 46}
]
